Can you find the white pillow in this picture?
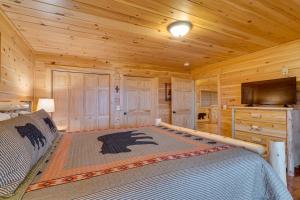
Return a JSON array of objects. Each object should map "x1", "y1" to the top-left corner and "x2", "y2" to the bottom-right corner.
[
  {"x1": 0, "y1": 113, "x2": 11, "y2": 121},
  {"x1": 9, "y1": 113, "x2": 19, "y2": 118}
]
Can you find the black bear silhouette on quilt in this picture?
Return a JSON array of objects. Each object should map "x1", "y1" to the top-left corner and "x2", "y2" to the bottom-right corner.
[{"x1": 98, "y1": 130, "x2": 158, "y2": 154}]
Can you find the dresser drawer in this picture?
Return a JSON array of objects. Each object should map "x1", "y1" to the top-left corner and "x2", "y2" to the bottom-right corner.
[
  {"x1": 235, "y1": 120, "x2": 287, "y2": 138},
  {"x1": 235, "y1": 109, "x2": 286, "y2": 123},
  {"x1": 235, "y1": 131, "x2": 267, "y2": 145},
  {"x1": 235, "y1": 131, "x2": 286, "y2": 145}
]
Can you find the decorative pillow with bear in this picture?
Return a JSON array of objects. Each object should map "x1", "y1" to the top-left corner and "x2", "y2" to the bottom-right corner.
[
  {"x1": 27, "y1": 109, "x2": 58, "y2": 141},
  {"x1": 0, "y1": 115, "x2": 49, "y2": 197}
]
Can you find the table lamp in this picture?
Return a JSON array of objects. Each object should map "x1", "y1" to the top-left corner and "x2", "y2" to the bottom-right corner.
[{"x1": 37, "y1": 98, "x2": 55, "y2": 113}]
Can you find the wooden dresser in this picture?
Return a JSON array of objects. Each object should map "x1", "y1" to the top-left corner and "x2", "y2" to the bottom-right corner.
[{"x1": 232, "y1": 106, "x2": 300, "y2": 176}]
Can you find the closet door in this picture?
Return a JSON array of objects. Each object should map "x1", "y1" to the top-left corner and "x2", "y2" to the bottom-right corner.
[
  {"x1": 98, "y1": 75, "x2": 110, "y2": 129},
  {"x1": 83, "y1": 74, "x2": 98, "y2": 131},
  {"x1": 53, "y1": 71, "x2": 110, "y2": 132},
  {"x1": 52, "y1": 71, "x2": 69, "y2": 130},
  {"x1": 171, "y1": 77, "x2": 194, "y2": 129},
  {"x1": 69, "y1": 73, "x2": 84, "y2": 132}
]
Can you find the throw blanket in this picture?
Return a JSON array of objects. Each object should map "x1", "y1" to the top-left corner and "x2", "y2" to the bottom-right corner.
[{"x1": 22, "y1": 126, "x2": 292, "y2": 200}]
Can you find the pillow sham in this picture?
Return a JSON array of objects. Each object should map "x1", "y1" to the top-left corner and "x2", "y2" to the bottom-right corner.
[
  {"x1": 0, "y1": 113, "x2": 10, "y2": 121},
  {"x1": 9, "y1": 113, "x2": 19, "y2": 119},
  {"x1": 15, "y1": 123, "x2": 47, "y2": 151},
  {"x1": 0, "y1": 135, "x2": 60, "y2": 200},
  {"x1": 18, "y1": 111, "x2": 32, "y2": 115},
  {"x1": 0, "y1": 115, "x2": 50, "y2": 197}
]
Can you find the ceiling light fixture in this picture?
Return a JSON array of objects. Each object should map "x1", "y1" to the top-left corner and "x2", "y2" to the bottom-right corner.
[
  {"x1": 167, "y1": 21, "x2": 193, "y2": 37},
  {"x1": 184, "y1": 62, "x2": 190, "y2": 67}
]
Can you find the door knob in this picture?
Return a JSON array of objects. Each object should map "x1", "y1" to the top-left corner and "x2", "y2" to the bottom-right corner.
[
  {"x1": 172, "y1": 111, "x2": 176, "y2": 114},
  {"x1": 124, "y1": 112, "x2": 127, "y2": 115}
]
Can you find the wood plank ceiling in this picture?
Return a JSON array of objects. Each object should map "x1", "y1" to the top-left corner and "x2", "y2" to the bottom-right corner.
[{"x1": 1, "y1": 0, "x2": 300, "y2": 70}]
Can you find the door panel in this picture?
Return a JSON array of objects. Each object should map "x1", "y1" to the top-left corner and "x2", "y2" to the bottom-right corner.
[
  {"x1": 123, "y1": 77, "x2": 157, "y2": 127},
  {"x1": 171, "y1": 77, "x2": 194, "y2": 129},
  {"x1": 52, "y1": 71, "x2": 69, "y2": 130},
  {"x1": 83, "y1": 74, "x2": 98, "y2": 131},
  {"x1": 138, "y1": 80, "x2": 152, "y2": 126},
  {"x1": 124, "y1": 79, "x2": 139, "y2": 127},
  {"x1": 98, "y1": 75, "x2": 110, "y2": 129},
  {"x1": 69, "y1": 73, "x2": 84, "y2": 132}
]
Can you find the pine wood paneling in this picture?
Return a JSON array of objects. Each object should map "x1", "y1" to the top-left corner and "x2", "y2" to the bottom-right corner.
[
  {"x1": 2, "y1": 0, "x2": 300, "y2": 69},
  {"x1": 0, "y1": 11, "x2": 33, "y2": 100},
  {"x1": 192, "y1": 39, "x2": 300, "y2": 137}
]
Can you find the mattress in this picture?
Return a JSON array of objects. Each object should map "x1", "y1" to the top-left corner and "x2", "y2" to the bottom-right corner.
[{"x1": 21, "y1": 126, "x2": 291, "y2": 200}]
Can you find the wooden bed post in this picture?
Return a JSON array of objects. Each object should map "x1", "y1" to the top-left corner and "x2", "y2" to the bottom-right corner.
[
  {"x1": 155, "y1": 118, "x2": 162, "y2": 126},
  {"x1": 269, "y1": 141, "x2": 287, "y2": 185}
]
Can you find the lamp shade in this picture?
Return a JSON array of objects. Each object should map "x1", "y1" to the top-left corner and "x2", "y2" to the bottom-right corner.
[{"x1": 37, "y1": 98, "x2": 55, "y2": 112}]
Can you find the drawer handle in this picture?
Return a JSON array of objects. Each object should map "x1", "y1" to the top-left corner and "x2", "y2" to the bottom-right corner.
[
  {"x1": 250, "y1": 113, "x2": 262, "y2": 118},
  {"x1": 250, "y1": 125, "x2": 261, "y2": 131}
]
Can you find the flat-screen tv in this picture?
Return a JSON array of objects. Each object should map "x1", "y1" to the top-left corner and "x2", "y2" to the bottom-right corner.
[{"x1": 241, "y1": 77, "x2": 297, "y2": 106}]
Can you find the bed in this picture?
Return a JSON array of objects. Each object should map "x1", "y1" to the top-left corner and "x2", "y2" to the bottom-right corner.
[{"x1": 0, "y1": 103, "x2": 292, "y2": 200}]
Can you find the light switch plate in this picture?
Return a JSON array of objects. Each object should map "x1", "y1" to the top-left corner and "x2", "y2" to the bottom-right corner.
[
  {"x1": 116, "y1": 105, "x2": 121, "y2": 111},
  {"x1": 282, "y1": 67, "x2": 288, "y2": 76}
]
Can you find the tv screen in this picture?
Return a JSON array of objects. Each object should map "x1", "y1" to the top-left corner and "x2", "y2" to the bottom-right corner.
[{"x1": 241, "y1": 77, "x2": 297, "y2": 106}]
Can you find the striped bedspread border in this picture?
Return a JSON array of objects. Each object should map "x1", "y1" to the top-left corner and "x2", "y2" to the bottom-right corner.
[{"x1": 26, "y1": 145, "x2": 233, "y2": 192}]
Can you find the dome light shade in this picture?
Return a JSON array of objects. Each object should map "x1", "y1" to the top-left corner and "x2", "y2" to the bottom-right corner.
[
  {"x1": 184, "y1": 62, "x2": 190, "y2": 67},
  {"x1": 167, "y1": 21, "x2": 192, "y2": 37}
]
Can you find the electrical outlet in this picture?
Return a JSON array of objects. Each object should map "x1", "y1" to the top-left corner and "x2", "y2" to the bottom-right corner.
[{"x1": 116, "y1": 105, "x2": 121, "y2": 111}]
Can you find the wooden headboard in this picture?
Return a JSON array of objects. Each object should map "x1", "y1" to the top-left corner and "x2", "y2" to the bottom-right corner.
[{"x1": 0, "y1": 101, "x2": 32, "y2": 112}]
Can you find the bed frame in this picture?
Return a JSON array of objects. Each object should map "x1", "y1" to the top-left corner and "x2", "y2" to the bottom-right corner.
[{"x1": 0, "y1": 101, "x2": 31, "y2": 112}]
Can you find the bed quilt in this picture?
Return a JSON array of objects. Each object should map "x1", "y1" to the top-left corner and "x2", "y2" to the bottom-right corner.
[{"x1": 21, "y1": 126, "x2": 292, "y2": 200}]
